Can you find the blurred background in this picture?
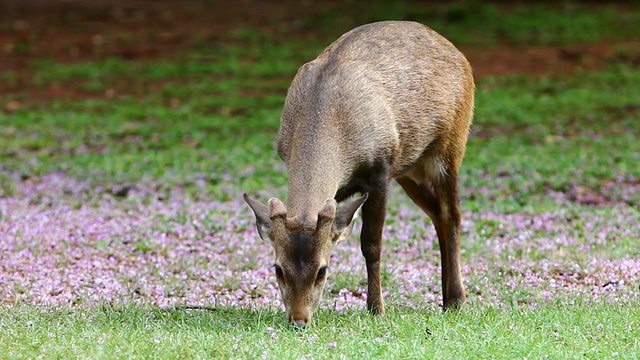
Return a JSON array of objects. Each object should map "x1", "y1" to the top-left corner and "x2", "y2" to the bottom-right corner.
[{"x1": 2, "y1": 0, "x2": 639, "y2": 110}]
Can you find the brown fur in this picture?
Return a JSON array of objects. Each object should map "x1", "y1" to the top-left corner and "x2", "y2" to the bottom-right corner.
[{"x1": 245, "y1": 20, "x2": 474, "y2": 325}]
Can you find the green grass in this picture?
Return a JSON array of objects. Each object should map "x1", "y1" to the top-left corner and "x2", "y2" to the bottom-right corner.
[
  {"x1": 289, "y1": 1, "x2": 640, "y2": 47},
  {"x1": 464, "y1": 65, "x2": 640, "y2": 208},
  {"x1": 3, "y1": 64, "x2": 639, "y2": 206},
  {"x1": 1, "y1": 302, "x2": 637, "y2": 359}
]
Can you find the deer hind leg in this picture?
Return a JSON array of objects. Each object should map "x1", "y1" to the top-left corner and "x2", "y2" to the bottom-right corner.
[{"x1": 396, "y1": 155, "x2": 466, "y2": 310}]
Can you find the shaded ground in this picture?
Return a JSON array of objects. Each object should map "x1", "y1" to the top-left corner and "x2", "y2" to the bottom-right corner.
[{"x1": 1, "y1": 0, "x2": 640, "y2": 105}]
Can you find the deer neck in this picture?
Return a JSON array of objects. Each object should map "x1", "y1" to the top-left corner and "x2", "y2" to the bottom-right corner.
[{"x1": 285, "y1": 127, "x2": 344, "y2": 232}]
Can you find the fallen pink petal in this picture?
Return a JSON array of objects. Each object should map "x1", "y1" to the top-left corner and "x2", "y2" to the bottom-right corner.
[{"x1": 1, "y1": 172, "x2": 638, "y2": 310}]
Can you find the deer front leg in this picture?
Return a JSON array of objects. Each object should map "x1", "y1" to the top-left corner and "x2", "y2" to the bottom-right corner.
[{"x1": 359, "y1": 176, "x2": 389, "y2": 315}]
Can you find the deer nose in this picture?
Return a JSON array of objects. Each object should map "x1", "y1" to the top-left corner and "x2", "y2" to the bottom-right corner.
[
  {"x1": 293, "y1": 319, "x2": 307, "y2": 328},
  {"x1": 288, "y1": 312, "x2": 310, "y2": 327}
]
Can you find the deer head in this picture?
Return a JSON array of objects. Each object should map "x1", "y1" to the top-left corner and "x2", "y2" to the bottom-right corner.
[{"x1": 243, "y1": 193, "x2": 368, "y2": 326}]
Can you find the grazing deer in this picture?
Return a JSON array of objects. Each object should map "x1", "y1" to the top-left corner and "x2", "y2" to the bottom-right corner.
[{"x1": 244, "y1": 20, "x2": 474, "y2": 326}]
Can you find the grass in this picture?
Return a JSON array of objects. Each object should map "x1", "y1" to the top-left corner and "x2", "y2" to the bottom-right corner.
[
  {"x1": 1, "y1": 302, "x2": 638, "y2": 359},
  {"x1": 2, "y1": 65, "x2": 638, "y2": 206},
  {"x1": 1, "y1": 1, "x2": 640, "y2": 358},
  {"x1": 312, "y1": 1, "x2": 640, "y2": 46}
]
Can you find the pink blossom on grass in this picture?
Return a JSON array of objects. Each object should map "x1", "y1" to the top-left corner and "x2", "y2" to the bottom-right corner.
[{"x1": 0, "y1": 173, "x2": 638, "y2": 311}]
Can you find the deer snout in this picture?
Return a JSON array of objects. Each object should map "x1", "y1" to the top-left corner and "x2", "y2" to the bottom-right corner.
[
  {"x1": 288, "y1": 310, "x2": 311, "y2": 327},
  {"x1": 293, "y1": 319, "x2": 307, "y2": 328}
]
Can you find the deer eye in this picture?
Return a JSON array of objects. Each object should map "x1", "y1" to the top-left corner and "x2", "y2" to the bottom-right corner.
[
  {"x1": 274, "y1": 264, "x2": 284, "y2": 280},
  {"x1": 316, "y1": 266, "x2": 328, "y2": 281}
]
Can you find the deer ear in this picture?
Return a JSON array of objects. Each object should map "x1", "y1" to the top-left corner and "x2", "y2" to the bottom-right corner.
[
  {"x1": 243, "y1": 193, "x2": 272, "y2": 242},
  {"x1": 317, "y1": 198, "x2": 337, "y2": 227},
  {"x1": 268, "y1": 197, "x2": 287, "y2": 219},
  {"x1": 332, "y1": 193, "x2": 368, "y2": 242}
]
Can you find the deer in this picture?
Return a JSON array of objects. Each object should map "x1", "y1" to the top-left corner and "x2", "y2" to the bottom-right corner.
[{"x1": 244, "y1": 20, "x2": 474, "y2": 327}]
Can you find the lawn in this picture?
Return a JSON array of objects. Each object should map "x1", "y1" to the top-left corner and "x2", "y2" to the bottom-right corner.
[{"x1": 1, "y1": 1, "x2": 639, "y2": 358}]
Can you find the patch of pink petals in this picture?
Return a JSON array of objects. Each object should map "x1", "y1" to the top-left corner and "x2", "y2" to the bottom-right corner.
[{"x1": 1, "y1": 173, "x2": 638, "y2": 311}]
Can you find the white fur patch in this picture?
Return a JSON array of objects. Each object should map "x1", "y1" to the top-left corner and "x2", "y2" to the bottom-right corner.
[
  {"x1": 406, "y1": 155, "x2": 448, "y2": 185},
  {"x1": 424, "y1": 155, "x2": 448, "y2": 181}
]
